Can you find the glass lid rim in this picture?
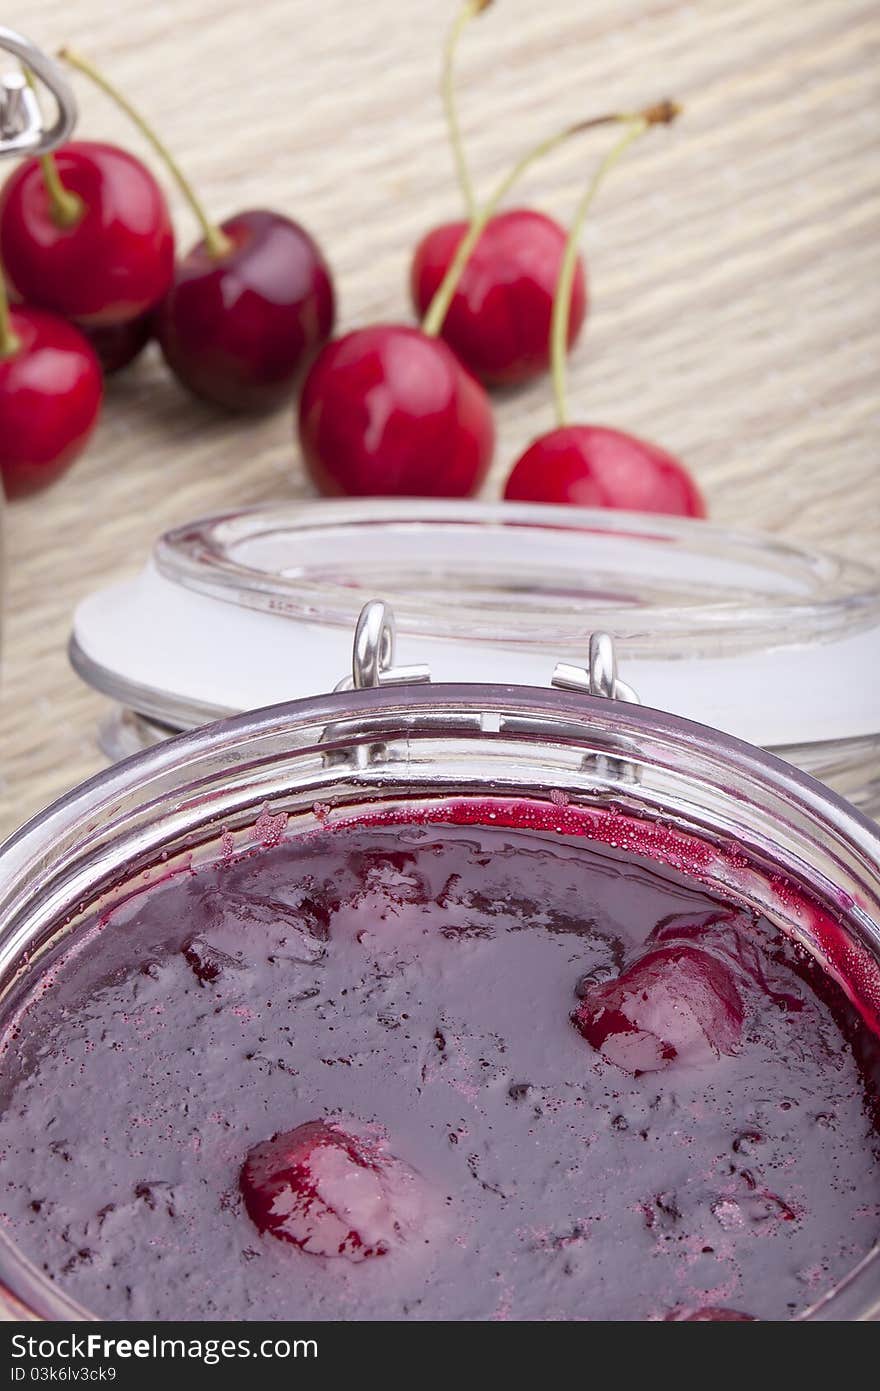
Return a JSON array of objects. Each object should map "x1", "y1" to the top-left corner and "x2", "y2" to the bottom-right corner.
[{"x1": 154, "y1": 499, "x2": 880, "y2": 650}]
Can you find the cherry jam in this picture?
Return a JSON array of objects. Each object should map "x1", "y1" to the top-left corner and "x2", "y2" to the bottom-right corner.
[{"x1": 0, "y1": 805, "x2": 878, "y2": 1321}]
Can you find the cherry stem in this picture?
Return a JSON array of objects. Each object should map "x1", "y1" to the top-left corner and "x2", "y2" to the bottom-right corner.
[
  {"x1": 422, "y1": 110, "x2": 626, "y2": 339},
  {"x1": 21, "y1": 69, "x2": 84, "y2": 227},
  {"x1": 0, "y1": 265, "x2": 21, "y2": 360},
  {"x1": 551, "y1": 101, "x2": 680, "y2": 426},
  {"x1": 58, "y1": 47, "x2": 233, "y2": 259},
  {"x1": 37, "y1": 153, "x2": 86, "y2": 227},
  {"x1": 443, "y1": 0, "x2": 493, "y2": 218}
]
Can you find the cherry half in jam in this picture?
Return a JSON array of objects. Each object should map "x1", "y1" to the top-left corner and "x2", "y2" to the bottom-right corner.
[
  {"x1": 240, "y1": 1121, "x2": 425, "y2": 1260},
  {"x1": 575, "y1": 942, "x2": 745, "y2": 1074}
]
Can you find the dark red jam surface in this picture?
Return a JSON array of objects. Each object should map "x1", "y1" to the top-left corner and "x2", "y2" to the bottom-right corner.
[{"x1": 1, "y1": 804, "x2": 878, "y2": 1321}]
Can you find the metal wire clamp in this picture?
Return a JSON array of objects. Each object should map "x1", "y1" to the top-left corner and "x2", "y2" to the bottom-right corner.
[{"x1": 0, "y1": 29, "x2": 76, "y2": 158}]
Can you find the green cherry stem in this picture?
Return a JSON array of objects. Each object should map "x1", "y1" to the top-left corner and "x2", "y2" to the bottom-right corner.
[
  {"x1": 37, "y1": 150, "x2": 85, "y2": 227},
  {"x1": 59, "y1": 47, "x2": 233, "y2": 259},
  {"x1": 422, "y1": 109, "x2": 627, "y2": 339},
  {"x1": 443, "y1": 0, "x2": 493, "y2": 218},
  {"x1": 0, "y1": 265, "x2": 22, "y2": 360},
  {"x1": 21, "y1": 68, "x2": 84, "y2": 228},
  {"x1": 551, "y1": 100, "x2": 680, "y2": 425}
]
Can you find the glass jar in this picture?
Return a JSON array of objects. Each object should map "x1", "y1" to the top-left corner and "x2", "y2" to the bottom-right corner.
[{"x1": 0, "y1": 668, "x2": 878, "y2": 1320}]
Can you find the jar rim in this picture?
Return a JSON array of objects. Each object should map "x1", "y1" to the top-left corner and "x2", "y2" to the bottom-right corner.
[{"x1": 5, "y1": 680, "x2": 880, "y2": 867}]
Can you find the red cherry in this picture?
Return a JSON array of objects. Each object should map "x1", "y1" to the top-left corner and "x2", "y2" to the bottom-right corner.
[
  {"x1": 411, "y1": 209, "x2": 587, "y2": 386},
  {"x1": 0, "y1": 306, "x2": 102, "y2": 499},
  {"x1": 296, "y1": 74, "x2": 672, "y2": 496},
  {"x1": 504, "y1": 424, "x2": 706, "y2": 517},
  {"x1": 156, "y1": 210, "x2": 335, "y2": 413},
  {"x1": 574, "y1": 943, "x2": 744, "y2": 1074},
  {"x1": 240, "y1": 1120, "x2": 424, "y2": 1260},
  {"x1": 83, "y1": 313, "x2": 153, "y2": 376},
  {"x1": 298, "y1": 325, "x2": 494, "y2": 497},
  {"x1": 294, "y1": 37, "x2": 671, "y2": 497},
  {"x1": 0, "y1": 141, "x2": 174, "y2": 327},
  {"x1": 415, "y1": 4, "x2": 588, "y2": 386}
]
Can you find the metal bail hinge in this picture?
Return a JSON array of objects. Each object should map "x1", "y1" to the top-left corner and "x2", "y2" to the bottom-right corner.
[
  {"x1": 551, "y1": 632, "x2": 642, "y2": 783},
  {"x1": 551, "y1": 632, "x2": 640, "y2": 706},
  {"x1": 334, "y1": 600, "x2": 431, "y2": 693},
  {"x1": 0, "y1": 29, "x2": 77, "y2": 157},
  {"x1": 323, "y1": 601, "x2": 431, "y2": 772}
]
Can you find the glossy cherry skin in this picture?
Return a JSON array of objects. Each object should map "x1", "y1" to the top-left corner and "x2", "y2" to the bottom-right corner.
[
  {"x1": 298, "y1": 324, "x2": 495, "y2": 497},
  {"x1": 0, "y1": 142, "x2": 174, "y2": 327},
  {"x1": 156, "y1": 209, "x2": 335, "y2": 413},
  {"x1": 0, "y1": 308, "x2": 102, "y2": 499},
  {"x1": 504, "y1": 424, "x2": 706, "y2": 517},
  {"x1": 410, "y1": 209, "x2": 587, "y2": 387},
  {"x1": 83, "y1": 313, "x2": 153, "y2": 376}
]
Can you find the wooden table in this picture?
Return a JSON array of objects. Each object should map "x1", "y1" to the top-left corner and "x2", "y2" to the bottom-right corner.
[{"x1": 1, "y1": 0, "x2": 878, "y2": 838}]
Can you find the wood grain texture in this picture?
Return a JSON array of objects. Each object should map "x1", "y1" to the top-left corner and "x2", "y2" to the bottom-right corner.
[{"x1": 1, "y1": 0, "x2": 878, "y2": 837}]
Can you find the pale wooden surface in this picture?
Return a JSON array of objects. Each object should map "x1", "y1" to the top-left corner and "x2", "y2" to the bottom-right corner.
[{"x1": 1, "y1": 0, "x2": 878, "y2": 838}]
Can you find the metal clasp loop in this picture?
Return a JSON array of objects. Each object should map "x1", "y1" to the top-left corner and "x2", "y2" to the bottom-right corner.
[
  {"x1": 322, "y1": 601, "x2": 431, "y2": 772},
  {"x1": 1, "y1": 29, "x2": 76, "y2": 157},
  {"x1": 334, "y1": 600, "x2": 431, "y2": 693},
  {"x1": 551, "y1": 632, "x2": 642, "y2": 782},
  {"x1": 552, "y1": 632, "x2": 640, "y2": 705}
]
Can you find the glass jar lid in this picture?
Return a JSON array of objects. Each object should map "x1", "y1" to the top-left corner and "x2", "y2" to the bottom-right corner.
[{"x1": 70, "y1": 499, "x2": 880, "y2": 748}]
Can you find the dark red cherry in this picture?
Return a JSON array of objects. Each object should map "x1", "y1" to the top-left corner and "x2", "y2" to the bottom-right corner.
[
  {"x1": 504, "y1": 424, "x2": 706, "y2": 517},
  {"x1": 574, "y1": 943, "x2": 744, "y2": 1074},
  {"x1": 55, "y1": 50, "x2": 334, "y2": 411},
  {"x1": 0, "y1": 141, "x2": 174, "y2": 327},
  {"x1": 156, "y1": 210, "x2": 335, "y2": 413},
  {"x1": 298, "y1": 325, "x2": 494, "y2": 497},
  {"x1": 240, "y1": 1120, "x2": 424, "y2": 1260},
  {"x1": 0, "y1": 306, "x2": 102, "y2": 499},
  {"x1": 410, "y1": 209, "x2": 587, "y2": 386},
  {"x1": 83, "y1": 313, "x2": 153, "y2": 376}
]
